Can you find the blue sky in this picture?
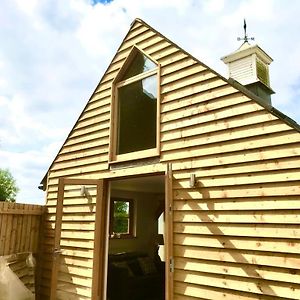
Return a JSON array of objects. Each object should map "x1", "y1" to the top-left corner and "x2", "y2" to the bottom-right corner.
[{"x1": 1, "y1": 0, "x2": 300, "y2": 204}]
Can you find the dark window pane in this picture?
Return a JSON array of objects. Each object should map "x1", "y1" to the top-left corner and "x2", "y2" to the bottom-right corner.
[
  {"x1": 122, "y1": 52, "x2": 156, "y2": 80},
  {"x1": 117, "y1": 75, "x2": 157, "y2": 154}
]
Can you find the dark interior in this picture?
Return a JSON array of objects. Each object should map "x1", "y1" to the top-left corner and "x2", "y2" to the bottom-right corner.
[{"x1": 106, "y1": 175, "x2": 165, "y2": 300}]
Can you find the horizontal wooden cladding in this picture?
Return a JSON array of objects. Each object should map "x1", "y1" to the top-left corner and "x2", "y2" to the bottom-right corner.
[
  {"x1": 170, "y1": 145, "x2": 300, "y2": 174},
  {"x1": 161, "y1": 84, "x2": 238, "y2": 114},
  {"x1": 83, "y1": 99, "x2": 110, "y2": 115},
  {"x1": 60, "y1": 238, "x2": 94, "y2": 250},
  {"x1": 173, "y1": 154, "x2": 300, "y2": 179},
  {"x1": 173, "y1": 209, "x2": 300, "y2": 224},
  {"x1": 58, "y1": 272, "x2": 92, "y2": 289},
  {"x1": 46, "y1": 221, "x2": 95, "y2": 231},
  {"x1": 162, "y1": 131, "x2": 300, "y2": 163},
  {"x1": 162, "y1": 121, "x2": 291, "y2": 153},
  {"x1": 174, "y1": 245, "x2": 300, "y2": 270},
  {"x1": 173, "y1": 195, "x2": 300, "y2": 211},
  {"x1": 65, "y1": 123, "x2": 109, "y2": 146},
  {"x1": 78, "y1": 103, "x2": 111, "y2": 122},
  {"x1": 174, "y1": 269, "x2": 300, "y2": 299},
  {"x1": 162, "y1": 112, "x2": 277, "y2": 144},
  {"x1": 174, "y1": 281, "x2": 277, "y2": 300},
  {"x1": 174, "y1": 181, "x2": 300, "y2": 199},
  {"x1": 174, "y1": 233, "x2": 300, "y2": 254},
  {"x1": 55, "y1": 146, "x2": 108, "y2": 163},
  {"x1": 161, "y1": 69, "x2": 216, "y2": 94},
  {"x1": 161, "y1": 100, "x2": 264, "y2": 133},
  {"x1": 58, "y1": 261, "x2": 93, "y2": 278},
  {"x1": 175, "y1": 257, "x2": 300, "y2": 285},
  {"x1": 49, "y1": 163, "x2": 108, "y2": 179},
  {"x1": 162, "y1": 92, "x2": 251, "y2": 125},
  {"x1": 57, "y1": 289, "x2": 90, "y2": 300},
  {"x1": 173, "y1": 168, "x2": 300, "y2": 188},
  {"x1": 60, "y1": 139, "x2": 108, "y2": 155},
  {"x1": 60, "y1": 229, "x2": 95, "y2": 240},
  {"x1": 161, "y1": 63, "x2": 207, "y2": 86},
  {"x1": 51, "y1": 153, "x2": 108, "y2": 171},
  {"x1": 162, "y1": 77, "x2": 227, "y2": 103},
  {"x1": 63, "y1": 131, "x2": 109, "y2": 148},
  {"x1": 57, "y1": 282, "x2": 91, "y2": 298},
  {"x1": 71, "y1": 116, "x2": 110, "y2": 136},
  {"x1": 174, "y1": 223, "x2": 300, "y2": 240},
  {"x1": 160, "y1": 57, "x2": 197, "y2": 77},
  {"x1": 47, "y1": 204, "x2": 96, "y2": 214}
]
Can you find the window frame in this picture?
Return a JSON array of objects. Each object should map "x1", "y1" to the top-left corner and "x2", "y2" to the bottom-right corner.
[
  {"x1": 109, "y1": 197, "x2": 135, "y2": 239},
  {"x1": 109, "y1": 46, "x2": 161, "y2": 163}
]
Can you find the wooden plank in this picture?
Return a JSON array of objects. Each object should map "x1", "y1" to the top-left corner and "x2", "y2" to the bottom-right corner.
[
  {"x1": 174, "y1": 223, "x2": 300, "y2": 239},
  {"x1": 174, "y1": 245, "x2": 300, "y2": 270},
  {"x1": 170, "y1": 144, "x2": 300, "y2": 171},
  {"x1": 161, "y1": 132, "x2": 300, "y2": 163},
  {"x1": 174, "y1": 233, "x2": 300, "y2": 254},
  {"x1": 173, "y1": 170, "x2": 300, "y2": 189},
  {"x1": 172, "y1": 156, "x2": 300, "y2": 179},
  {"x1": 50, "y1": 177, "x2": 65, "y2": 300},
  {"x1": 174, "y1": 269, "x2": 300, "y2": 299},
  {"x1": 174, "y1": 181, "x2": 300, "y2": 199},
  {"x1": 162, "y1": 77, "x2": 228, "y2": 103},
  {"x1": 162, "y1": 121, "x2": 290, "y2": 152},
  {"x1": 161, "y1": 84, "x2": 239, "y2": 113},
  {"x1": 161, "y1": 93, "x2": 250, "y2": 124},
  {"x1": 175, "y1": 257, "x2": 300, "y2": 284},
  {"x1": 161, "y1": 70, "x2": 216, "y2": 94},
  {"x1": 165, "y1": 163, "x2": 174, "y2": 300},
  {"x1": 173, "y1": 210, "x2": 300, "y2": 224},
  {"x1": 161, "y1": 101, "x2": 264, "y2": 133},
  {"x1": 161, "y1": 111, "x2": 276, "y2": 142},
  {"x1": 161, "y1": 64, "x2": 207, "y2": 86},
  {"x1": 173, "y1": 196, "x2": 300, "y2": 211},
  {"x1": 174, "y1": 281, "x2": 273, "y2": 300},
  {"x1": 92, "y1": 180, "x2": 105, "y2": 300}
]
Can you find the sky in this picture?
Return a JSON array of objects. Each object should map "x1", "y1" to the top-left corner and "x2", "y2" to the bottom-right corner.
[{"x1": 0, "y1": 0, "x2": 300, "y2": 204}]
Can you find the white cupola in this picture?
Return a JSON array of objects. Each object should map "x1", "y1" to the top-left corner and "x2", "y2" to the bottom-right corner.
[{"x1": 221, "y1": 21, "x2": 274, "y2": 104}]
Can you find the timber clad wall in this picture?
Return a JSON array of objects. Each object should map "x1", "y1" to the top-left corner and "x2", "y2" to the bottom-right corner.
[{"x1": 42, "y1": 19, "x2": 300, "y2": 299}]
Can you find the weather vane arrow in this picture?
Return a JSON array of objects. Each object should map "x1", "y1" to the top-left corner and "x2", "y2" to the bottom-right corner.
[{"x1": 237, "y1": 19, "x2": 255, "y2": 43}]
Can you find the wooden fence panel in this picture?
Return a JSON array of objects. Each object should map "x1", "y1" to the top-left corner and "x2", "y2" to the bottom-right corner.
[
  {"x1": 0, "y1": 202, "x2": 45, "y2": 295},
  {"x1": 0, "y1": 202, "x2": 44, "y2": 256}
]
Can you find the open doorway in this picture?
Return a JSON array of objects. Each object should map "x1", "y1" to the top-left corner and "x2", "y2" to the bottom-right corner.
[{"x1": 106, "y1": 174, "x2": 165, "y2": 300}]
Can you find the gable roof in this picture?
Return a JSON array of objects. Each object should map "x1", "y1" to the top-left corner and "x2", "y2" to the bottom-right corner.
[{"x1": 40, "y1": 18, "x2": 300, "y2": 189}]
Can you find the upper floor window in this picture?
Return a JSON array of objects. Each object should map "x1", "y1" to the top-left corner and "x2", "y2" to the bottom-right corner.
[{"x1": 110, "y1": 48, "x2": 160, "y2": 162}]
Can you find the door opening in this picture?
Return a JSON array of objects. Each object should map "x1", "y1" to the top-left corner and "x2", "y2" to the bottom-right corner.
[{"x1": 105, "y1": 174, "x2": 166, "y2": 300}]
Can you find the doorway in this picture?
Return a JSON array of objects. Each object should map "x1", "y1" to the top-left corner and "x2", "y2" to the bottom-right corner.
[{"x1": 105, "y1": 174, "x2": 166, "y2": 300}]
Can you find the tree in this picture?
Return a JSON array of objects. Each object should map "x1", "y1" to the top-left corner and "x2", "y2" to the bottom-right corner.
[{"x1": 0, "y1": 168, "x2": 19, "y2": 202}]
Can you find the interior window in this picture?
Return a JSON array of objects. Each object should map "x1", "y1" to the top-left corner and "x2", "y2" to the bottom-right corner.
[
  {"x1": 112, "y1": 49, "x2": 159, "y2": 160},
  {"x1": 110, "y1": 198, "x2": 134, "y2": 238}
]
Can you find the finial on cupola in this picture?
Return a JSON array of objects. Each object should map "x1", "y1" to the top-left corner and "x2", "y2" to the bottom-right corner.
[
  {"x1": 237, "y1": 19, "x2": 255, "y2": 43},
  {"x1": 221, "y1": 19, "x2": 274, "y2": 105}
]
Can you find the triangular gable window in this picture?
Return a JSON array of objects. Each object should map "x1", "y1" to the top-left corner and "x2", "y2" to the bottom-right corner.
[
  {"x1": 121, "y1": 51, "x2": 157, "y2": 80},
  {"x1": 110, "y1": 47, "x2": 160, "y2": 162}
]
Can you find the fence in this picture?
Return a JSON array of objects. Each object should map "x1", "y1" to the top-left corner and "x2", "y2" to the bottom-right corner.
[{"x1": 0, "y1": 201, "x2": 45, "y2": 295}]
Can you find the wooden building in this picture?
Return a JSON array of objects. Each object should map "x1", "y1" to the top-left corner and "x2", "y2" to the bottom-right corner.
[{"x1": 39, "y1": 18, "x2": 300, "y2": 300}]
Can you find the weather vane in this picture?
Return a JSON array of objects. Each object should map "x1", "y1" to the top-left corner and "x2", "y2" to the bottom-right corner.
[{"x1": 237, "y1": 19, "x2": 254, "y2": 43}]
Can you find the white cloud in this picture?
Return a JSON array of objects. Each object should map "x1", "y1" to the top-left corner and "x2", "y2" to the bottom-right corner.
[{"x1": 0, "y1": 0, "x2": 300, "y2": 204}]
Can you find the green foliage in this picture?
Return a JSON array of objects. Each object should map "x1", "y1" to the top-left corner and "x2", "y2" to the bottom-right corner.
[
  {"x1": 0, "y1": 168, "x2": 19, "y2": 202},
  {"x1": 113, "y1": 200, "x2": 129, "y2": 234}
]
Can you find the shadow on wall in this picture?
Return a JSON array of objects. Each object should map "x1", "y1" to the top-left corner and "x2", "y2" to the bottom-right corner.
[{"x1": 175, "y1": 179, "x2": 279, "y2": 298}]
